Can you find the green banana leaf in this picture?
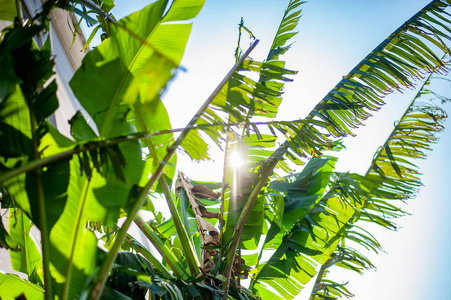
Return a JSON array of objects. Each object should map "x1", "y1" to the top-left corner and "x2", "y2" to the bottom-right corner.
[
  {"x1": 8, "y1": 209, "x2": 43, "y2": 286},
  {"x1": 0, "y1": 82, "x2": 34, "y2": 218},
  {"x1": 37, "y1": 121, "x2": 149, "y2": 299},
  {"x1": 0, "y1": 272, "x2": 44, "y2": 300},
  {"x1": 0, "y1": 0, "x2": 17, "y2": 21},
  {"x1": 266, "y1": 0, "x2": 451, "y2": 166},
  {"x1": 218, "y1": 1, "x2": 306, "y2": 275},
  {"x1": 70, "y1": 0, "x2": 206, "y2": 163},
  {"x1": 268, "y1": 156, "x2": 337, "y2": 231},
  {"x1": 251, "y1": 157, "x2": 340, "y2": 299},
  {"x1": 0, "y1": 210, "x2": 19, "y2": 252},
  {"x1": 309, "y1": 58, "x2": 451, "y2": 299},
  {"x1": 0, "y1": 5, "x2": 167, "y2": 297},
  {"x1": 189, "y1": 0, "x2": 303, "y2": 150}
]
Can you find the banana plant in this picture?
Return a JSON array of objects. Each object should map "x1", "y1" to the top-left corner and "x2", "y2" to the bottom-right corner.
[{"x1": 0, "y1": 0, "x2": 451, "y2": 299}]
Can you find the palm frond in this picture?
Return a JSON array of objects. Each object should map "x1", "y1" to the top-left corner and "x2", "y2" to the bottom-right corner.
[
  {"x1": 190, "y1": 1, "x2": 451, "y2": 168},
  {"x1": 311, "y1": 55, "x2": 451, "y2": 298},
  {"x1": 252, "y1": 59, "x2": 450, "y2": 296},
  {"x1": 251, "y1": 167, "x2": 366, "y2": 299},
  {"x1": 186, "y1": 0, "x2": 303, "y2": 150},
  {"x1": 273, "y1": 0, "x2": 451, "y2": 164},
  {"x1": 360, "y1": 63, "x2": 449, "y2": 230}
]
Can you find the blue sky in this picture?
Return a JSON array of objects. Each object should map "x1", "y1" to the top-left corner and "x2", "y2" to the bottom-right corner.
[{"x1": 84, "y1": 1, "x2": 451, "y2": 298}]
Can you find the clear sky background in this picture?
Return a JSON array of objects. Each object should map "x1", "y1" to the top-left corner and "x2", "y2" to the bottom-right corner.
[{"x1": 85, "y1": 1, "x2": 451, "y2": 299}]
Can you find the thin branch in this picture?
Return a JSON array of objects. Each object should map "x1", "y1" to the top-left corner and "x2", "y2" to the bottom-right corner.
[
  {"x1": 20, "y1": 56, "x2": 53, "y2": 300},
  {"x1": 0, "y1": 133, "x2": 147, "y2": 184},
  {"x1": 148, "y1": 119, "x2": 309, "y2": 136}
]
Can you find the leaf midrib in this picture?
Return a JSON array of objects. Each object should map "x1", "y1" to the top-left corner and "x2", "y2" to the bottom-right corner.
[
  {"x1": 0, "y1": 272, "x2": 44, "y2": 293},
  {"x1": 61, "y1": 178, "x2": 91, "y2": 300}
]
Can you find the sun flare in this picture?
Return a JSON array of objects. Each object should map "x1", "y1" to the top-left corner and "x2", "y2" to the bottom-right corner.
[{"x1": 229, "y1": 150, "x2": 244, "y2": 168}]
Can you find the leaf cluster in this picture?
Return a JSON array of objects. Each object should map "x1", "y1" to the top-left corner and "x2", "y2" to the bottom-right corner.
[{"x1": 0, "y1": 1, "x2": 450, "y2": 300}]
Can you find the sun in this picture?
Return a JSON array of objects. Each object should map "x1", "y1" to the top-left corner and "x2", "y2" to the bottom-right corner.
[{"x1": 229, "y1": 150, "x2": 244, "y2": 168}]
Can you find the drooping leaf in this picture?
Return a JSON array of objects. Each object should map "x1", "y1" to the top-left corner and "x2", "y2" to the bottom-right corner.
[
  {"x1": 275, "y1": 0, "x2": 451, "y2": 164},
  {"x1": 0, "y1": 212, "x2": 19, "y2": 251},
  {"x1": 41, "y1": 131, "x2": 150, "y2": 299},
  {"x1": 8, "y1": 209, "x2": 43, "y2": 286},
  {"x1": 310, "y1": 57, "x2": 451, "y2": 298}
]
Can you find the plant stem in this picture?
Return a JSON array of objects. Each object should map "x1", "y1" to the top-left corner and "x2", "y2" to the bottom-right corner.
[
  {"x1": 133, "y1": 215, "x2": 188, "y2": 279},
  {"x1": 160, "y1": 175, "x2": 200, "y2": 275},
  {"x1": 36, "y1": 173, "x2": 52, "y2": 300},
  {"x1": 14, "y1": 0, "x2": 22, "y2": 21},
  {"x1": 90, "y1": 40, "x2": 259, "y2": 300},
  {"x1": 125, "y1": 234, "x2": 173, "y2": 279},
  {"x1": 134, "y1": 105, "x2": 199, "y2": 276},
  {"x1": 219, "y1": 128, "x2": 231, "y2": 246},
  {"x1": 221, "y1": 158, "x2": 278, "y2": 293},
  {"x1": 309, "y1": 263, "x2": 327, "y2": 300},
  {"x1": 25, "y1": 79, "x2": 52, "y2": 300}
]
